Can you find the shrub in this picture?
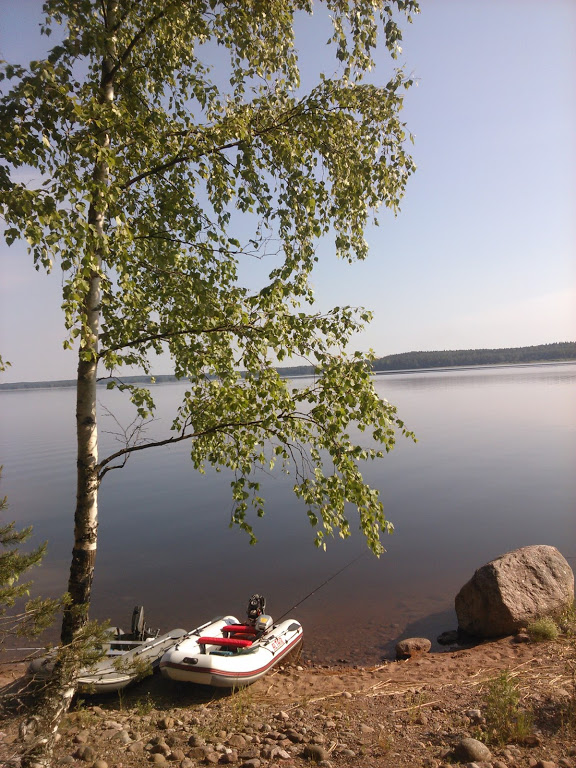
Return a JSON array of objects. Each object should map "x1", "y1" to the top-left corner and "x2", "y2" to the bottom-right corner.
[{"x1": 527, "y1": 617, "x2": 560, "y2": 643}]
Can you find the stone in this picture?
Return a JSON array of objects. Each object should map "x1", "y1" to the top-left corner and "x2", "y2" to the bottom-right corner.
[
  {"x1": 239, "y1": 761, "x2": 261, "y2": 768},
  {"x1": 92, "y1": 761, "x2": 108, "y2": 768},
  {"x1": 75, "y1": 745, "x2": 96, "y2": 762},
  {"x1": 227, "y1": 734, "x2": 247, "y2": 749},
  {"x1": 533, "y1": 762, "x2": 557, "y2": 768},
  {"x1": 127, "y1": 742, "x2": 145, "y2": 755},
  {"x1": 455, "y1": 545, "x2": 574, "y2": 638},
  {"x1": 452, "y1": 737, "x2": 492, "y2": 763},
  {"x1": 150, "y1": 755, "x2": 168, "y2": 766},
  {"x1": 437, "y1": 630, "x2": 459, "y2": 645},
  {"x1": 158, "y1": 716, "x2": 175, "y2": 730},
  {"x1": 151, "y1": 743, "x2": 171, "y2": 756},
  {"x1": 464, "y1": 709, "x2": 484, "y2": 724},
  {"x1": 302, "y1": 744, "x2": 329, "y2": 762},
  {"x1": 395, "y1": 637, "x2": 432, "y2": 659}
]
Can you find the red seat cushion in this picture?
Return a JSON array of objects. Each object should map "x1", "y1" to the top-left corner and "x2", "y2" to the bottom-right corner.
[
  {"x1": 222, "y1": 624, "x2": 258, "y2": 635},
  {"x1": 198, "y1": 636, "x2": 253, "y2": 648}
]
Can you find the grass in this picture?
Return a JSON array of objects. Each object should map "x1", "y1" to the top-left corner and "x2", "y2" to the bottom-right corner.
[{"x1": 482, "y1": 670, "x2": 534, "y2": 745}]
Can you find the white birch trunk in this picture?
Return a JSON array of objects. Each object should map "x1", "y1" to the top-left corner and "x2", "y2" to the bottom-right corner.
[
  {"x1": 61, "y1": 1, "x2": 116, "y2": 646},
  {"x1": 21, "y1": 7, "x2": 120, "y2": 768}
]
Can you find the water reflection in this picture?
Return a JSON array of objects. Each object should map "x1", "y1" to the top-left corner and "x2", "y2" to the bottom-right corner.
[{"x1": 0, "y1": 363, "x2": 575, "y2": 663}]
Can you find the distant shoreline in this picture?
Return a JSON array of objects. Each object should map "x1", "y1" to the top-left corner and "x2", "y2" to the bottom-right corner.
[{"x1": 1, "y1": 358, "x2": 574, "y2": 393}]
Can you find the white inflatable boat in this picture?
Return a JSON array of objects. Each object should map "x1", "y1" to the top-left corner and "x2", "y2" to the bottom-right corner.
[
  {"x1": 159, "y1": 595, "x2": 303, "y2": 688},
  {"x1": 28, "y1": 607, "x2": 186, "y2": 694}
]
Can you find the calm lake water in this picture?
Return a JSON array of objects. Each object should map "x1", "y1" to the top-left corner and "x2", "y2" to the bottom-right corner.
[{"x1": 1, "y1": 363, "x2": 575, "y2": 664}]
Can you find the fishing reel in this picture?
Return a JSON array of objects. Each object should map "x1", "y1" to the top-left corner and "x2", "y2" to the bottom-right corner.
[{"x1": 246, "y1": 594, "x2": 266, "y2": 625}]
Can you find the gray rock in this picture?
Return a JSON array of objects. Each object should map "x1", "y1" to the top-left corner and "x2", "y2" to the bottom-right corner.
[
  {"x1": 452, "y1": 737, "x2": 492, "y2": 762},
  {"x1": 395, "y1": 637, "x2": 432, "y2": 659},
  {"x1": 455, "y1": 545, "x2": 574, "y2": 638}
]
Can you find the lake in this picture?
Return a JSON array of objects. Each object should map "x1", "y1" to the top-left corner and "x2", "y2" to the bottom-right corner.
[{"x1": 1, "y1": 363, "x2": 575, "y2": 664}]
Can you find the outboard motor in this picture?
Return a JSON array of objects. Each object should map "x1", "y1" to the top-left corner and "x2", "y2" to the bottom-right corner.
[
  {"x1": 254, "y1": 614, "x2": 273, "y2": 636},
  {"x1": 131, "y1": 605, "x2": 146, "y2": 640},
  {"x1": 247, "y1": 594, "x2": 266, "y2": 625}
]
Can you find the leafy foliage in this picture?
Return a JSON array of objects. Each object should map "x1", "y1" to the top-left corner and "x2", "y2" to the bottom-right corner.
[{"x1": 1, "y1": 0, "x2": 419, "y2": 555}]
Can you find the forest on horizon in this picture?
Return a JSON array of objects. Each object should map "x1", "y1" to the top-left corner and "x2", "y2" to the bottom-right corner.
[{"x1": 1, "y1": 342, "x2": 574, "y2": 391}]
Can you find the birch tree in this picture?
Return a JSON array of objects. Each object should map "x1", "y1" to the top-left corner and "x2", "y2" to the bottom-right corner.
[{"x1": 1, "y1": 0, "x2": 418, "y2": 647}]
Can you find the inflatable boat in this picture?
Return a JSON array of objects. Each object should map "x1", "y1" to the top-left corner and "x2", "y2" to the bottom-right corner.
[
  {"x1": 159, "y1": 595, "x2": 303, "y2": 688},
  {"x1": 28, "y1": 607, "x2": 186, "y2": 694}
]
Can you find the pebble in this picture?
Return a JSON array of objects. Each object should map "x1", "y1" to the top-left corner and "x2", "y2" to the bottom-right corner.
[
  {"x1": 302, "y1": 744, "x2": 328, "y2": 762},
  {"x1": 227, "y1": 734, "x2": 247, "y2": 749},
  {"x1": 92, "y1": 761, "x2": 108, "y2": 768},
  {"x1": 150, "y1": 754, "x2": 168, "y2": 765},
  {"x1": 126, "y1": 742, "x2": 145, "y2": 755},
  {"x1": 75, "y1": 745, "x2": 96, "y2": 762},
  {"x1": 452, "y1": 737, "x2": 492, "y2": 763}
]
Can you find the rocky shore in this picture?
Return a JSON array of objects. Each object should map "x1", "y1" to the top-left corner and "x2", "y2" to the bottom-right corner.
[{"x1": 1, "y1": 632, "x2": 575, "y2": 768}]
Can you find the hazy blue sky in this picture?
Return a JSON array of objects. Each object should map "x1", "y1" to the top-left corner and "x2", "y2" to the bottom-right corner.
[{"x1": 1, "y1": 0, "x2": 575, "y2": 383}]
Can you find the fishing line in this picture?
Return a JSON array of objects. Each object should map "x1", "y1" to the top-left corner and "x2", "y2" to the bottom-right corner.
[{"x1": 276, "y1": 550, "x2": 368, "y2": 622}]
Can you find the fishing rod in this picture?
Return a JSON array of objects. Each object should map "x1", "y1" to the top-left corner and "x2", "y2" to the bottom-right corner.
[{"x1": 276, "y1": 550, "x2": 367, "y2": 623}]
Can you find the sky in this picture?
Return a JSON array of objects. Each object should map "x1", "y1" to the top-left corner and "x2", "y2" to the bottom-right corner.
[{"x1": 0, "y1": 0, "x2": 575, "y2": 383}]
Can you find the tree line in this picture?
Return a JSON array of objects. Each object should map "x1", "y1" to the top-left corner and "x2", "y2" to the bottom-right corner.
[
  {"x1": 1, "y1": 343, "x2": 574, "y2": 391},
  {"x1": 371, "y1": 341, "x2": 576, "y2": 372}
]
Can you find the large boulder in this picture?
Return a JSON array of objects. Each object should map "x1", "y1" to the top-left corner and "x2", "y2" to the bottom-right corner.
[{"x1": 455, "y1": 545, "x2": 574, "y2": 638}]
